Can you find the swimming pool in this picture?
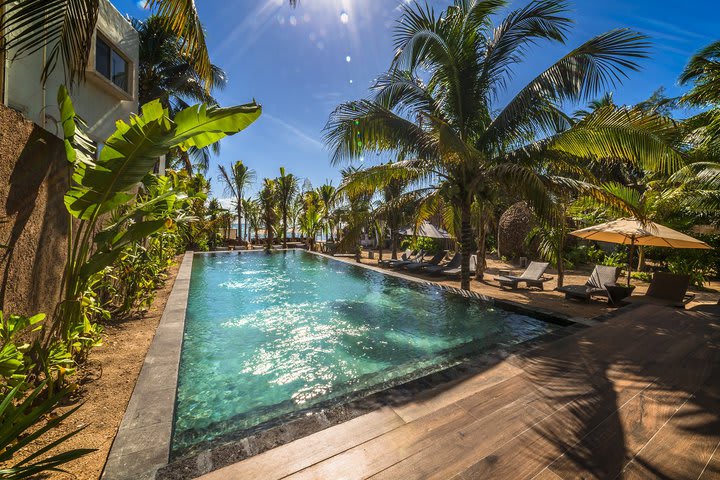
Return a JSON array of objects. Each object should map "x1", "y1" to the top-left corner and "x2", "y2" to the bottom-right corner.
[{"x1": 172, "y1": 250, "x2": 558, "y2": 454}]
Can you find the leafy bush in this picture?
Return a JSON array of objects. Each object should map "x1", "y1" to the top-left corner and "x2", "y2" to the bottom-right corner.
[
  {"x1": 399, "y1": 236, "x2": 443, "y2": 254},
  {"x1": 630, "y1": 271, "x2": 653, "y2": 283},
  {"x1": 0, "y1": 313, "x2": 74, "y2": 394},
  {"x1": 600, "y1": 250, "x2": 628, "y2": 268},
  {"x1": 565, "y1": 244, "x2": 605, "y2": 267},
  {"x1": 667, "y1": 253, "x2": 711, "y2": 287}
]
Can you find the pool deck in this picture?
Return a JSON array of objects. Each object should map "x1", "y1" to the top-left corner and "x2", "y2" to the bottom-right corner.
[{"x1": 198, "y1": 304, "x2": 720, "y2": 480}]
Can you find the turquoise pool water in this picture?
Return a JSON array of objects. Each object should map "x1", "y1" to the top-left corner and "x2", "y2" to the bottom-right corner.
[{"x1": 172, "y1": 250, "x2": 557, "y2": 453}]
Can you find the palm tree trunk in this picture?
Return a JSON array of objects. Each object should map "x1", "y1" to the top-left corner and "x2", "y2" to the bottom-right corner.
[
  {"x1": 391, "y1": 227, "x2": 398, "y2": 259},
  {"x1": 460, "y1": 202, "x2": 473, "y2": 290},
  {"x1": 283, "y1": 209, "x2": 288, "y2": 249},
  {"x1": 265, "y1": 219, "x2": 273, "y2": 251},
  {"x1": 475, "y1": 220, "x2": 488, "y2": 280},
  {"x1": 637, "y1": 246, "x2": 645, "y2": 271},
  {"x1": 240, "y1": 197, "x2": 242, "y2": 245}
]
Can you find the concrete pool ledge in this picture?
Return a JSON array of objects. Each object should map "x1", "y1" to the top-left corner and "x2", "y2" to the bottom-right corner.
[{"x1": 102, "y1": 251, "x2": 194, "y2": 480}]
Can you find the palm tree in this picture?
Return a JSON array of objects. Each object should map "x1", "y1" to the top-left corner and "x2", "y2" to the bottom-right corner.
[
  {"x1": 259, "y1": 178, "x2": 278, "y2": 251},
  {"x1": 134, "y1": 15, "x2": 227, "y2": 173},
  {"x1": 275, "y1": 167, "x2": 298, "y2": 248},
  {"x1": 244, "y1": 198, "x2": 262, "y2": 244},
  {"x1": 288, "y1": 194, "x2": 303, "y2": 240},
  {"x1": 317, "y1": 183, "x2": 337, "y2": 241},
  {"x1": 218, "y1": 161, "x2": 255, "y2": 244},
  {"x1": 325, "y1": 0, "x2": 681, "y2": 290},
  {"x1": 135, "y1": 16, "x2": 226, "y2": 111},
  {"x1": 299, "y1": 190, "x2": 324, "y2": 251}
]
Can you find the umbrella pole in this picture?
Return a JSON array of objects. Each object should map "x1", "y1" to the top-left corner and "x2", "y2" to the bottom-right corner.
[{"x1": 626, "y1": 237, "x2": 636, "y2": 287}]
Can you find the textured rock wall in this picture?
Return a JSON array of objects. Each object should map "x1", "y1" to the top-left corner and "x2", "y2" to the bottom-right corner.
[{"x1": 0, "y1": 105, "x2": 68, "y2": 318}]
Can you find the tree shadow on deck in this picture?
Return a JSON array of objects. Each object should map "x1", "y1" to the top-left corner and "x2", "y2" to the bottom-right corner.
[{"x1": 515, "y1": 306, "x2": 720, "y2": 479}]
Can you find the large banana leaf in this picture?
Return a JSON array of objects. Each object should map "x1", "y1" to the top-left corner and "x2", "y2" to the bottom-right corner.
[{"x1": 59, "y1": 86, "x2": 261, "y2": 221}]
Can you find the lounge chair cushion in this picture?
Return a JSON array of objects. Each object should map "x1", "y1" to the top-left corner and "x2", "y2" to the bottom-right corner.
[
  {"x1": 557, "y1": 265, "x2": 619, "y2": 301},
  {"x1": 494, "y1": 262, "x2": 551, "y2": 288},
  {"x1": 587, "y1": 265, "x2": 620, "y2": 290},
  {"x1": 442, "y1": 255, "x2": 477, "y2": 276},
  {"x1": 425, "y1": 252, "x2": 462, "y2": 274}
]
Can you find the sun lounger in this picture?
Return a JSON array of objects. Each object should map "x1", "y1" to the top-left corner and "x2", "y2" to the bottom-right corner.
[
  {"x1": 424, "y1": 252, "x2": 462, "y2": 275},
  {"x1": 441, "y1": 255, "x2": 477, "y2": 277},
  {"x1": 379, "y1": 249, "x2": 412, "y2": 267},
  {"x1": 387, "y1": 250, "x2": 425, "y2": 269},
  {"x1": 625, "y1": 272, "x2": 695, "y2": 308},
  {"x1": 404, "y1": 251, "x2": 446, "y2": 271},
  {"x1": 557, "y1": 265, "x2": 619, "y2": 301},
  {"x1": 494, "y1": 261, "x2": 552, "y2": 290}
]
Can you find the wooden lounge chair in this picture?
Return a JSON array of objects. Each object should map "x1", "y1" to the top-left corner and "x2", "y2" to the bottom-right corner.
[
  {"x1": 379, "y1": 249, "x2": 412, "y2": 267},
  {"x1": 424, "y1": 252, "x2": 462, "y2": 275},
  {"x1": 404, "y1": 251, "x2": 447, "y2": 271},
  {"x1": 557, "y1": 265, "x2": 619, "y2": 302},
  {"x1": 387, "y1": 250, "x2": 425, "y2": 269},
  {"x1": 625, "y1": 272, "x2": 695, "y2": 308},
  {"x1": 441, "y1": 255, "x2": 477, "y2": 277},
  {"x1": 494, "y1": 261, "x2": 552, "y2": 290}
]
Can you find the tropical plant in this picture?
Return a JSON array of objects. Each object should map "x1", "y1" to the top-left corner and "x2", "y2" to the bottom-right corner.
[
  {"x1": 55, "y1": 85, "x2": 261, "y2": 351},
  {"x1": 325, "y1": 0, "x2": 680, "y2": 289},
  {"x1": 0, "y1": 381, "x2": 95, "y2": 479},
  {"x1": 134, "y1": 15, "x2": 228, "y2": 173},
  {"x1": 298, "y1": 190, "x2": 324, "y2": 251},
  {"x1": 244, "y1": 198, "x2": 262, "y2": 243},
  {"x1": 218, "y1": 161, "x2": 255, "y2": 244},
  {"x1": 276, "y1": 167, "x2": 299, "y2": 248},
  {"x1": 258, "y1": 179, "x2": 278, "y2": 250},
  {"x1": 316, "y1": 183, "x2": 337, "y2": 241}
]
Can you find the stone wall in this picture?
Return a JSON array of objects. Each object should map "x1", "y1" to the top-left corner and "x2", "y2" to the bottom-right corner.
[{"x1": 0, "y1": 104, "x2": 68, "y2": 318}]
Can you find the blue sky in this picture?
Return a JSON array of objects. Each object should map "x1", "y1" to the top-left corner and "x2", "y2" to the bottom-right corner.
[{"x1": 114, "y1": 0, "x2": 717, "y2": 201}]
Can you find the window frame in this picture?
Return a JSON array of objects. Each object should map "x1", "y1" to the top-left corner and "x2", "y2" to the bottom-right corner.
[{"x1": 91, "y1": 31, "x2": 133, "y2": 99}]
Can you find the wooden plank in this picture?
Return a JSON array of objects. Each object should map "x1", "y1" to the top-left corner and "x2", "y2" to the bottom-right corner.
[
  {"x1": 699, "y1": 442, "x2": 720, "y2": 480},
  {"x1": 200, "y1": 407, "x2": 405, "y2": 480},
  {"x1": 531, "y1": 468, "x2": 563, "y2": 480},
  {"x1": 391, "y1": 361, "x2": 523, "y2": 422},
  {"x1": 621, "y1": 372, "x2": 720, "y2": 480},
  {"x1": 286, "y1": 404, "x2": 471, "y2": 480},
  {"x1": 370, "y1": 393, "x2": 554, "y2": 480},
  {"x1": 548, "y1": 389, "x2": 688, "y2": 479}
]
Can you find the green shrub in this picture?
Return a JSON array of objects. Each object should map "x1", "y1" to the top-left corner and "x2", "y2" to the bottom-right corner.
[
  {"x1": 565, "y1": 244, "x2": 605, "y2": 267},
  {"x1": 399, "y1": 236, "x2": 443, "y2": 254},
  {"x1": 667, "y1": 253, "x2": 711, "y2": 287}
]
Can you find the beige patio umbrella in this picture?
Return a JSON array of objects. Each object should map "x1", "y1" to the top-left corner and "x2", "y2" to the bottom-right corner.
[{"x1": 570, "y1": 218, "x2": 712, "y2": 285}]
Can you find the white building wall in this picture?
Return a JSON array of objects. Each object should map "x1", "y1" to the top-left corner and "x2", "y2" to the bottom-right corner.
[{"x1": 4, "y1": 0, "x2": 139, "y2": 143}]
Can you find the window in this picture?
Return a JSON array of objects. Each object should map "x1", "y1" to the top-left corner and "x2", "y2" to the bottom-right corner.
[{"x1": 95, "y1": 36, "x2": 128, "y2": 92}]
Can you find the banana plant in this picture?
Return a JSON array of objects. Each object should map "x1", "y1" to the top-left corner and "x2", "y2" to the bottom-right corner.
[
  {"x1": 0, "y1": 381, "x2": 95, "y2": 479},
  {"x1": 54, "y1": 85, "x2": 261, "y2": 344}
]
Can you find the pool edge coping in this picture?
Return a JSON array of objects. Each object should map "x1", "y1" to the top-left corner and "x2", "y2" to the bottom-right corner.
[{"x1": 101, "y1": 251, "x2": 194, "y2": 480}]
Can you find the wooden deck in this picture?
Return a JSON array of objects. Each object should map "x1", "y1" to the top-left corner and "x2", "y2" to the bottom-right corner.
[{"x1": 200, "y1": 305, "x2": 720, "y2": 480}]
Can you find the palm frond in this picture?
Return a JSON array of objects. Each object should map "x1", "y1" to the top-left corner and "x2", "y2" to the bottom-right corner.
[
  {"x1": 147, "y1": 0, "x2": 212, "y2": 90},
  {"x1": 550, "y1": 105, "x2": 685, "y2": 174},
  {"x1": 1, "y1": 0, "x2": 99, "y2": 85},
  {"x1": 324, "y1": 100, "x2": 438, "y2": 165},
  {"x1": 483, "y1": 29, "x2": 649, "y2": 148}
]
